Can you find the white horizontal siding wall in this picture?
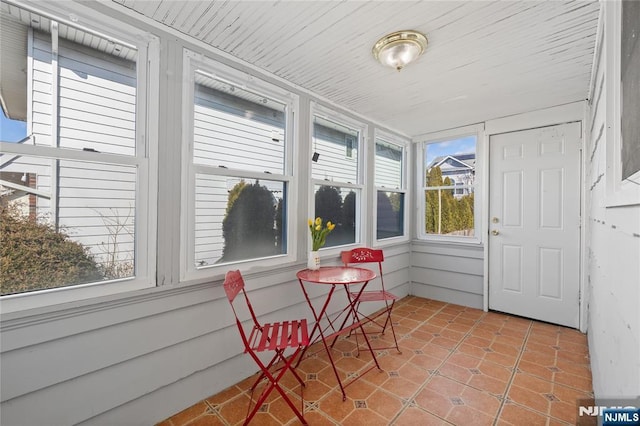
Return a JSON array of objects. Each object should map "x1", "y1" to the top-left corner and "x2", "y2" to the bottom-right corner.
[
  {"x1": 31, "y1": 32, "x2": 53, "y2": 145},
  {"x1": 411, "y1": 242, "x2": 484, "y2": 309},
  {"x1": 312, "y1": 126, "x2": 359, "y2": 184},
  {"x1": 193, "y1": 85, "x2": 285, "y2": 172},
  {"x1": 375, "y1": 155, "x2": 402, "y2": 189},
  {"x1": 194, "y1": 174, "x2": 227, "y2": 265}
]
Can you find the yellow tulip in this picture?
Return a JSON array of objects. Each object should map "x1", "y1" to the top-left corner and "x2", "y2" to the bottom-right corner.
[
  {"x1": 315, "y1": 217, "x2": 322, "y2": 226},
  {"x1": 315, "y1": 225, "x2": 321, "y2": 231},
  {"x1": 308, "y1": 218, "x2": 313, "y2": 226},
  {"x1": 328, "y1": 223, "x2": 335, "y2": 230}
]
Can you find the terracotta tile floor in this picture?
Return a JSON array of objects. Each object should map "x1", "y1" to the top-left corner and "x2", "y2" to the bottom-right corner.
[{"x1": 159, "y1": 296, "x2": 593, "y2": 425}]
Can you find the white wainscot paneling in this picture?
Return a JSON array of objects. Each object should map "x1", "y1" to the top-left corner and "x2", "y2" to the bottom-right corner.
[{"x1": 410, "y1": 242, "x2": 484, "y2": 309}]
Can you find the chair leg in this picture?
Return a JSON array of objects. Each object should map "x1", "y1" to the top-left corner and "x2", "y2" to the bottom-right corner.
[
  {"x1": 329, "y1": 309, "x2": 353, "y2": 349},
  {"x1": 350, "y1": 303, "x2": 402, "y2": 354},
  {"x1": 250, "y1": 352, "x2": 280, "y2": 391},
  {"x1": 275, "y1": 349, "x2": 306, "y2": 386},
  {"x1": 251, "y1": 348, "x2": 307, "y2": 392},
  {"x1": 380, "y1": 301, "x2": 392, "y2": 333},
  {"x1": 273, "y1": 348, "x2": 307, "y2": 424},
  {"x1": 244, "y1": 349, "x2": 307, "y2": 425},
  {"x1": 386, "y1": 306, "x2": 402, "y2": 354},
  {"x1": 347, "y1": 301, "x2": 361, "y2": 339}
]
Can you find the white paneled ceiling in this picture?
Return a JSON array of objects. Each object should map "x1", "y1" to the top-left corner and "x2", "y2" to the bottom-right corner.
[{"x1": 112, "y1": 0, "x2": 600, "y2": 136}]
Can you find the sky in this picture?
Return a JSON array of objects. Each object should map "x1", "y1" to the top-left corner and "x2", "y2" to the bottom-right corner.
[
  {"x1": 1, "y1": 112, "x2": 27, "y2": 143},
  {"x1": 425, "y1": 135, "x2": 476, "y2": 166}
]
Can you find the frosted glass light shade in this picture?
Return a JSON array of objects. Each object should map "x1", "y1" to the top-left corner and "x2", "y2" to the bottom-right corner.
[{"x1": 372, "y1": 30, "x2": 428, "y2": 71}]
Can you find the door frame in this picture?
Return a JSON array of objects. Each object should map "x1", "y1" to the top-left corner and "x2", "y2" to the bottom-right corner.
[{"x1": 482, "y1": 101, "x2": 588, "y2": 332}]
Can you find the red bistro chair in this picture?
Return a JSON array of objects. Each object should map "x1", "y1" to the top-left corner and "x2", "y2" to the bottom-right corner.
[
  {"x1": 341, "y1": 248, "x2": 401, "y2": 353},
  {"x1": 223, "y1": 270, "x2": 310, "y2": 425}
]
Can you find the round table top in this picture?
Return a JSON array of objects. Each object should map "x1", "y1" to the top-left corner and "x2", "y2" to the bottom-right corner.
[{"x1": 297, "y1": 266, "x2": 376, "y2": 284}]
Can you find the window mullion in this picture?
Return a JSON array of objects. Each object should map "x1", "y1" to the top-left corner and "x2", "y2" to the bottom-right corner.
[
  {"x1": 50, "y1": 21, "x2": 60, "y2": 228},
  {"x1": 193, "y1": 164, "x2": 289, "y2": 182},
  {"x1": 312, "y1": 178, "x2": 362, "y2": 190},
  {"x1": 0, "y1": 143, "x2": 142, "y2": 166}
]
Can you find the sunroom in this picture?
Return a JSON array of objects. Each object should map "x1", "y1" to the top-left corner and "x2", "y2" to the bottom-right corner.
[{"x1": 0, "y1": 0, "x2": 638, "y2": 425}]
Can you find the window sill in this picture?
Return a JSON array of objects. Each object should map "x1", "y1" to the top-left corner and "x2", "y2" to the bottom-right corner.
[{"x1": 0, "y1": 278, "x2": 155, "y2": 316}]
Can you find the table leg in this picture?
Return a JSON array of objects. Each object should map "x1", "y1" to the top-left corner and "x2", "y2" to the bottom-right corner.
[
  {"x1": 341, "y1": 283, "x2": 381, "y2": 371},
  {"x1": 297, "y1": 278, "x2": 385, "y2": 401}
]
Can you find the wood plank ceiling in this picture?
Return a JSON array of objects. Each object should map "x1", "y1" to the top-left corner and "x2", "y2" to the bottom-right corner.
[{"x1": 113, "y1": 0, "x2": 600, "y2": 137}]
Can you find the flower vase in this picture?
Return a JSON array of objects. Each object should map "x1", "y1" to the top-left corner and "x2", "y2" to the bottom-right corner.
[{"x1": 308, "y1": 250, "x2": 320, "y2": 270}]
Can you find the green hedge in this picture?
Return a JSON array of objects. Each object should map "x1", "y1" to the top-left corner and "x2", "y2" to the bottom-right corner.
[{"x1": 1, "y1": 205, "x2": 103, "y2": 296}]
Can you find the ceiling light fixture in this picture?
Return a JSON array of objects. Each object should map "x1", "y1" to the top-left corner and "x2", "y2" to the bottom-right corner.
[{"x1": 372, "y1": 30, "x2": 428, "y2": 71}]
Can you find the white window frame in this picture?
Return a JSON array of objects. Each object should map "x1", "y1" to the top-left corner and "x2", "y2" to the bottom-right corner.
[
  {"x1": 0, "y1": 0, "x2": 159, "y2": 313},
  {"x1": 373, "y1": 129, "x2": 410, "y2": 244},
  {"x1": 181, "y1": 50, "x2": 298, "y2": 282},
  {"x1": 605, "y1": 0, "x2": 640, "y2": 207},
  {"x1": 309, "y1": 102, "x2": 367, "y2": 253},
  {"x1": 416, "y1": 124, "x2": 484, "y2": 244}
]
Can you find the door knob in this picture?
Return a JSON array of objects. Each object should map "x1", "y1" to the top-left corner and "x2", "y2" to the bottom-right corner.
[{"x1": 491, "y1": 229, "x2": 500, "y2": 236}]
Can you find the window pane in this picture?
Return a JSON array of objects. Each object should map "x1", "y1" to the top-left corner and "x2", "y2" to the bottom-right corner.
[
  {"x1": 423, "y1": 135, "x2": 476, "y2": 238},
  {"x1": 312, "y1": 116, "x2": 359, "y2": 182},
  {"x1": 313, "y1": 184, "x2": 358, "y2": 248},
  {"x1": 195, "y1": 174, "x2": 286, "y2": 267},
  {"x1": 1, "y1": 155, "x2": 137, "y2": 296},
  {"x1": 0, "y1": 3, "x2": 139, "y2": 155},
  {"x1": 424, "y1": 189, "x2": 474, "y2": 236},
  {"x1": 377, "y1": 191, "x2": 404, "y2": 239},
  {"x1": 193, "y1": 71, "x2": 286, "y2": 173},
  {"x1": 56, "y1": 35, "x2": 137, "y2": 155},
  {"x1": 425, "y1": 136, "x2": 476, "y2": 188},
  {"x1": 375, "y1": 140, "x2": 402, "y2": 188}
]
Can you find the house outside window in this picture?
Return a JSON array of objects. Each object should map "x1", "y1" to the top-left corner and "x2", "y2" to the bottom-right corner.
[
  {"x1": 0, "y1": 1, "x2": 157, "y2": 310},
  {"x1": 374, "y1": 133, "x2": 408, "y2": 241},
  {"x1": 311, "y1": 106, "x2": 366, "y2": 249},
  {"x1": 419, "y1": 129, "x2": 481, "y2": 242},
  {"x1": 181, "y1": 52, "x2": 297, "y2": 280}
]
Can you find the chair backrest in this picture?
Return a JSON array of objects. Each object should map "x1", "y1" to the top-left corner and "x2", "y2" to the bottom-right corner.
[
  {"x1": 341, "y1": 248, "x2": 385, "y2": 289},
  {"x1": 223, "y1": 270, "x2": 261, "y2": 348},
  {"x1": 223, "y1": 269, "x2": 245, "y2": 303}
]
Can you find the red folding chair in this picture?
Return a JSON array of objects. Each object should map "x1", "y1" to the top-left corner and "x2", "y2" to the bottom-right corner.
[
  {"x1": 223, "y1": 270, "x2": 309, "y2": 425},
  {"x1": 341, "y1": 248, "x2": 401, "y2": 353}
]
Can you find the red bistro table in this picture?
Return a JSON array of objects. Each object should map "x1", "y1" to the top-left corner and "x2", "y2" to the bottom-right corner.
[{"x1": 296, "y1": 266, "x2": 382, "y2": 400}]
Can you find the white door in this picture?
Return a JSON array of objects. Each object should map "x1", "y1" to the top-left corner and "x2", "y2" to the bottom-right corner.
[{"x1": 488, "y1": 122, "x2": 581, "y2": 328}]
